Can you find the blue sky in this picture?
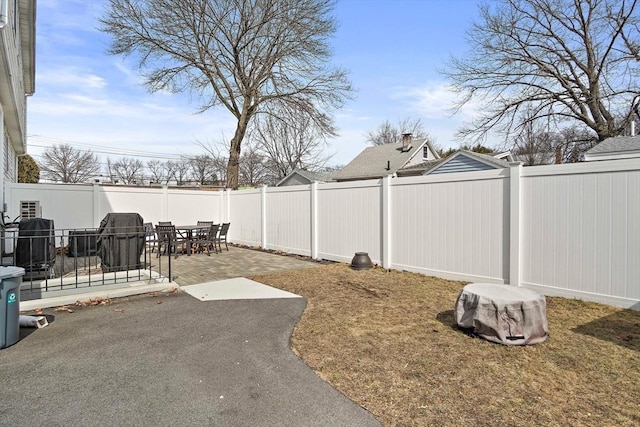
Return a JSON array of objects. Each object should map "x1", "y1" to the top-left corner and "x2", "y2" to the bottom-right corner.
[{"x1": 28, "y1": 0, "x2": 483, "y2": 169}]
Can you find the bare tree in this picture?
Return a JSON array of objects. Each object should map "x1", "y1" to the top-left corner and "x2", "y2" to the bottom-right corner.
[
  {"x1": 110, "y1": 157, "x2": 144, "y2": 185},
  {"x1": 100, "y1": 0, "x2": 352, "y2": 189},
  {"x1": 365, "y1": 117, "x2": 427, "y2": 145},
  {"x1": 554, "y1": 126, "x2": 598, "y2": 163},
  {"x1": 39, "y1": 144, "x2": 101, "y2": 183},
  {"x1": 170, "y1": 160, "x2": 190, "y2": 186},
  {"x1": 147, "y1": 160, "x2": 167, "y2": 184},
  {"x1": 186, "y1": 155, "x2": 217, "y2": 185},
  {"x1": 513, "y1": 120, "x2": 556, "y2": 166},
  {"x1": 444, "y1": 0, "x2": 640, "y2": 142},
  {"x1": 238, "y1": 140, "x2": 269, "y2": 187},
  {"x1": 249, "y1": 106, "x2": 336, "y2": 180},
  {"x1": 195, "y1": 141, "x2": 230, "y2": 186}
]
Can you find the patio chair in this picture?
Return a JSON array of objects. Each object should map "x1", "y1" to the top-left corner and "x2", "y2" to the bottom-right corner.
[
  {"x1": 143, "y1": 222, "x2": 157, "y2": 253},
  {"x1": 215, "y1": 222, "x2": 230, "y2": 252},
  {"x1": 194, "y1": 221, "x2": 214, "y2": 252},
  {"x1": 155, "y1": 224, "x2": 187, "y2": 258},
  {"x1": 158, "y1": 221, "x2": 172, "y2": 226},
  {"x1": 196, "y1": 223, "x2": 221, "y2": 256}
]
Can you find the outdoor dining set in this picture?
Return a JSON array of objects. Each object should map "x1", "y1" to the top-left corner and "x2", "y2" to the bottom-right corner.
[{"x1": 144, "y1": 221, "x2": 230, "y2": 258}]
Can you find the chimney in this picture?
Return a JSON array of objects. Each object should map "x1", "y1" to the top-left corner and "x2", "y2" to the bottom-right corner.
[
  {"x1": 555, "y1": 146, "x2": 562, "y2": 164},
  {"x1": 401, "y1": 133, "x2": 412, "y2": 152}
]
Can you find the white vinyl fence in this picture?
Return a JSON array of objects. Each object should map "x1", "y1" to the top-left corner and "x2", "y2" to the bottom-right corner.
[
  {"x1": 4, "y1": 184, "x2": 227, "y2": 231},
  {"x1": 5, "y1": 158, "x2": 639, "y2": 309}
]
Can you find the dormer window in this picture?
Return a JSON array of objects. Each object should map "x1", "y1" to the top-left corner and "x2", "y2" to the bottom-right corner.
[{"x1": 423, "y1": 146, "x2": 430, "y2": 159}]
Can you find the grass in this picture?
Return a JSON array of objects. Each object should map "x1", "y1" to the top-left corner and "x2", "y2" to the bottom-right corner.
[{"x1": 251, "y1": 263, "x2": 640, "y2": 427}]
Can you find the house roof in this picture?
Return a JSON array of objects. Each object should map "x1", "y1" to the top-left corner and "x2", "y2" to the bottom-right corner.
[
  {"x1": 276, "y1": 169, "x2": 337, "y2": 186},
  {"x1": 459, "y1": 150, "x2": 511, "y2": 168},
  {"x1": 396, "y1": 159, "x2": 442, "y2": 176},
  {"x1": 397, "y1": 150, "x2": 511, "y2": 177},
  {"x1": 19, "y1": 0, "x2": 36, "y2": 95},
  {"x1": 584, "y1": 136, "x2": 640, "y2": 160},
  {"x1": 334, "y1": 138, "x2": 435, "y2": 181}
]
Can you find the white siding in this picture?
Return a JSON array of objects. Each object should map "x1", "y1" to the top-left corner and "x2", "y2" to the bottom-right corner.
[{"x1": 430, "y1": 155, "x2": 495, "y2": 174}]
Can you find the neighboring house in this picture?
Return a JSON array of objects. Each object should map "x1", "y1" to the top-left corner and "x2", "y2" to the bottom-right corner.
[
  {"x1": 584, "y1": 135, "x2": 640, "y2": 161},
  {"x1": 276, "y1": 169, "x2": 337, "y2": 187},
  {"x1": 397, "y1": 150, "x2": 512, "y2": 177},
  {"x1": 334, "y1": 134, "x2": 440, "y2": 182},
  {"x1": 0, "y1": 0, "x2": 36, "y2": 210}
]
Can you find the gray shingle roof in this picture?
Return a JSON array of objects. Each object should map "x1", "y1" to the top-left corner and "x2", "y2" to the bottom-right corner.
[
  {"x1": 294, "y1": 169, "x2": 337, "y2": 182},
  {"x1": 276, "y1": 169, "x2": 337, "y2": 186},
  {"x1": 586, "y1": 136, "x2": 640, "y2": 155},
  {"x1": 334, "y1": 138, "x2": 430, "y2": 181},
  {"x1": 396, "y1": 159, "x2": 443, "y2": 176}
]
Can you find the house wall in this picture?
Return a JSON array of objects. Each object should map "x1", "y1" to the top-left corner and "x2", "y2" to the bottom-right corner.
[
  {"x1": 5, "y1": 159, "x2": 639, "y2": 308},
  {"x1": 430, "y1": 155, "x2": 496, "y2": 174},
  {"x1": 1, "y1": 0, "x2": 31, "y2": 211}
]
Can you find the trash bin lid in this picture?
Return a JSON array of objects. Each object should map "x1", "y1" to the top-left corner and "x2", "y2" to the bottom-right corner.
[{"x1": 0, "y1": 266, "x2": 26, "y2": 279}]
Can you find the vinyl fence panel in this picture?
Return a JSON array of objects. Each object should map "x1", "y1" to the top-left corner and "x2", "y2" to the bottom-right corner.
[
  {"x1": 390, "y1": 171, "x2": 509, "y2": 283},
  {"x1": 316, "y1": 181, "x2": 382, "y2": 264},
  {"x1": 228, "y1": 188, "x2": 262, "y2": 247},
  {"x1": 265, "y1": 186, "x2": 311, "y2": 255},
  {"x1": 521, "y1": 160, "x2": 640, "y2": 307}
]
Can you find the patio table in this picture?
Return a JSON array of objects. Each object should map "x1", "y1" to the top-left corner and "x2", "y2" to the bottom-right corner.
[{"x1": 174, "y1": 225, "x2": 209, "y2": 256}]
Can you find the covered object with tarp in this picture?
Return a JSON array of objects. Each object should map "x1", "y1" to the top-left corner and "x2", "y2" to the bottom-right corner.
[
  {"x1": 97, "y1": 213, "x2": 145, "y2": 273},
  {"x1": 15, "y1": 218, "x2": 56, "y2": 279},
  {"x1": 454, "y1": 283, "x2": 548, "y2": 345}
]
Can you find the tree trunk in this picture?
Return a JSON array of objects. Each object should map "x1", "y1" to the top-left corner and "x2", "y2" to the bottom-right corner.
[{"x1": 226, "y1": 115, "x2": 251, "y2": 189}]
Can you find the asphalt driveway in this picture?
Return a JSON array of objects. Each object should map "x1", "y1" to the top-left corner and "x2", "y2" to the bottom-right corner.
[{"x1": 0, "y1": 292, "x2": 380, "y2": 426}]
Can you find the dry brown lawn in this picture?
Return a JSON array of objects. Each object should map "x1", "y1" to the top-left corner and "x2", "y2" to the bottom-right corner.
[{"x1": 251, "y1": 263, "x2": 640, "y2": 427}]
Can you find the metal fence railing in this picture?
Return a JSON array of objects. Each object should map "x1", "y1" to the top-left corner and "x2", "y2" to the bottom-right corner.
[{"x1": 0, "y1": 225, "x2": 172, "y2": 300}]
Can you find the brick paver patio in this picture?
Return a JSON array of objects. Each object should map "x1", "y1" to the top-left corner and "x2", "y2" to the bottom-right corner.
[{"x1": 152, "y1": 245, "x2": 321, "y2": 286}]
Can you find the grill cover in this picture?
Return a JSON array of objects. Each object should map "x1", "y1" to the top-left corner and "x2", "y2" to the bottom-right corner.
[
  {"x1": 15, "y1": 218, "x2": 56, "y2": 273},
  {"x1": 454, "y1": 283, "x2": 548, "y2": 345},
  {"x1": 97, "y1": 213, "x2": 144, "y2": 273}
]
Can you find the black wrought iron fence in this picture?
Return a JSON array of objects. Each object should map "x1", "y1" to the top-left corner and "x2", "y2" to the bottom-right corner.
[{"x1": 0, "y1": 225, "x2": 172, "y2": 300}]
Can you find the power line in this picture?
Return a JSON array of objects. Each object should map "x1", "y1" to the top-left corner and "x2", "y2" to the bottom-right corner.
[{"x1": 28, "y1": 135, "x2": 195, "y2": 161}]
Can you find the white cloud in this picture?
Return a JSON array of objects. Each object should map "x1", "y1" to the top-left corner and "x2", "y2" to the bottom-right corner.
[
  {"x1": 391, "y1": 81, "x2": 481, "y2": 121},
  {"x1": 37, "y1": 68, "x2": 107, "y2": 89}
]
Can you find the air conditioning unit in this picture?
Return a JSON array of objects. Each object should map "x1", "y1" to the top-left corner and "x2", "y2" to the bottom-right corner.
[{"x1": 20, "y1": 201, "x2": 42, "y2": 219}]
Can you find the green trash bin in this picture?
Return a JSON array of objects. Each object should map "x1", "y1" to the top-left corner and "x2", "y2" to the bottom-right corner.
[{"x1": 0, "y1": 266, "x2": 25, "y2": 349}]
